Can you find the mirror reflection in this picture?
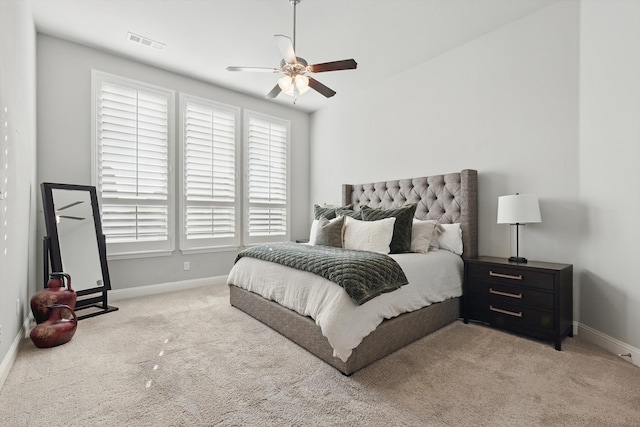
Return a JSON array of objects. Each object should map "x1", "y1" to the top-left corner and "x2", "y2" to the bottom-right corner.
[{"x1": 52, "y1": 188, "x2": 103, "y2": 291}]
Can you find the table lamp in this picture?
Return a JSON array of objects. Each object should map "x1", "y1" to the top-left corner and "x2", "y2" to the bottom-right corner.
[{"x1": 497, "y1": 193, "x2": 541, "y2": 263}]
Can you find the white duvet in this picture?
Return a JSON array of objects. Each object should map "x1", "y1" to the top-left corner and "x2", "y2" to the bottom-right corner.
[{"x1": 226, "y1": 249, "x2": 463, "y2": 362}]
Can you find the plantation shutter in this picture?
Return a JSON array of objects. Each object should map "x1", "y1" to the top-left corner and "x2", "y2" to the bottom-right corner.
[
  {"x1": 181, "y1": 96, "x2": 239, "y2": 251},
  {"x1": 93, "y1": 71, "x2": 174, "y2": 256},
  {"x1": 245, "y1": 112, "x2": 290, "y2": 244}
]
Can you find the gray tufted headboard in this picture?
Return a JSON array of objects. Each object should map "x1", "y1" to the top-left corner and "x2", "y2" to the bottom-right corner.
[{"x1": 342, "y1": 169, "x2": 478, "y2": 259}]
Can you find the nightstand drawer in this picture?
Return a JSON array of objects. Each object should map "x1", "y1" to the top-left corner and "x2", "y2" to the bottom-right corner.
[
  {"x1": 468, "y1": 299, "x2": 554, "y2": 331},
  {"x1": 467, "y1": 263, "x2": 554, "y2": 291},
  {"x1": 467, "y1": 280, "x2": 553, "y2": 311}
]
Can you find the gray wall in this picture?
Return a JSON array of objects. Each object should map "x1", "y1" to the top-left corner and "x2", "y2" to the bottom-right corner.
[
  {"x1": 36, "y1": 35, "x2": 311, "y2": 290},
  {"x1": 310, "y1": 0, "x2": 640, "y2": 354},
  {"x1": 579, "y1": 0, "x2": 640, "y2": 352},
  {"x1": 0, "y1": 0, "x2": 38, "y2": 382},
  {"x1": 311, "y1": 2, "x2": 580, "y2": 266}
]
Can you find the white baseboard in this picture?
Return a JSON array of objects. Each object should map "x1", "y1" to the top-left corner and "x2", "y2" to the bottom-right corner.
[
  {"x1": 0, "y1": 316, "x2": 30, "y2": 390},
  {"x1": 109, "y1": 275, "x2": 228, "y2": 301},
  {"x1": 577, "y1": 322, "x2": 640, "y2": 368}
]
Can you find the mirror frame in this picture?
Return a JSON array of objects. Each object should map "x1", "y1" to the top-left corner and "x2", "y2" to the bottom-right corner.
[{"x1": 41, "y1": 182, "x2": 117, "y2": 319}]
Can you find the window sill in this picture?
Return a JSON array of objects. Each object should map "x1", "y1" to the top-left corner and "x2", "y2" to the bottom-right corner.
[
  {"x1": 179, "y1": 245, "x2": 241, "y2": 255},
  {"x1": 107, "y1": 249, "x2": 174, "y2": 261}
]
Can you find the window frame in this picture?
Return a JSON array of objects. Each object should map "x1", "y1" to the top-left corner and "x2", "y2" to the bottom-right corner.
[
  {"x1": 243, "y1": 110, "x2": 291, "y2": 246},
  {"x1": 178, "y1": 93, "x2": 241, "y2": 254},
  {"x1": 91, "y1": 70, "x2": 176, "y2": 259}
]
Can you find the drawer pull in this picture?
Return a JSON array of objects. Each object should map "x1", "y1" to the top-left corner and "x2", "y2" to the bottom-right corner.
[
  {"x1": 489, "y1": 288, "x2": 522, "y2": 299},
  {"x1": 489, "y1": 271, "x2": 523, "y2": 281},
  {"x1": 490, "y1": 305, "x2": 522, "y2": 318}
]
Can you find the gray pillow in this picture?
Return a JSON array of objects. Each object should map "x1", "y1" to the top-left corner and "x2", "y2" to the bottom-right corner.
[
  {"x1": 314, "y1": 216, "x2": 344, "y2": 248},
  {"x1": 361, "y1": 204, "x2": 417, "y2": 253}
]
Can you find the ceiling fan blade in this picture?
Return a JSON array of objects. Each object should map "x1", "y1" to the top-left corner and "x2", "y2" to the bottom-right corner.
[
  {"x1": 58, "y1": 215, "x2": 85, "y2": 221},
  {"x1": 227, "y1": 66, "x2": 281, "y2": 73},
  {"x1": 266, "y1": 84, "x2": 282, "y2": 99},
  {"x1": 275, "y1": 34, "x2": 297, "y2": 64},
  {"x1": 308, "y1": 77, "x2": 336, "y2": 98},
  {"x1": 309, "y1": 59, "x2": 358, "y2": 73},
  {"x1": 56, "y1": 200, "x2": 83, "y2": 211}
]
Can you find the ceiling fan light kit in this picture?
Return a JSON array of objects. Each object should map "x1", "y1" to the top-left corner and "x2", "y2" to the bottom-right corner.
[
  {"x1": 227, "y1": 0, "x2": 357, "y2": 103},
  {"x1": 278, "y1": 74, "x2": 310, "y2": 96}
]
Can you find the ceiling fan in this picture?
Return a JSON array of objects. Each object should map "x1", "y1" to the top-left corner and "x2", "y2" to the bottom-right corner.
[{"x1": 227, "y1": 0, "x2": 357, "y2": 102}]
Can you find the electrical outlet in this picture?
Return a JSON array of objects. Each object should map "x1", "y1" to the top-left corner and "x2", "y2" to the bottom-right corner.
[{"x1": 183, "y1": 261, "x2": 190, "y2": 271}]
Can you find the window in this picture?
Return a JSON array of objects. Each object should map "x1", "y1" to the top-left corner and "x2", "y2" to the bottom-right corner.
[
  {"x1": 244, "y1": 111, "x2": 290, "y2": 245},
  {"x1": 92, "y1": 71, "x2": 175, "y2": 257},
  {"x1": 180, "y1": 95, "x2": 240, "y2": 252},
  {"x1": 93, "y1": 71, "x2": 291, "y2": 256}
]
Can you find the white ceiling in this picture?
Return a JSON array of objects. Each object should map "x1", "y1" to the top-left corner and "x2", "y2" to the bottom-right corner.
[{"x1": 29, "y1": 0, "x2": 557, "y2": 113}]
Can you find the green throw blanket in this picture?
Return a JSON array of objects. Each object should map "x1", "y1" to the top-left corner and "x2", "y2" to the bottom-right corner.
[{"x1": 235, "y1": 242, "x2": 408, "y2": 305}]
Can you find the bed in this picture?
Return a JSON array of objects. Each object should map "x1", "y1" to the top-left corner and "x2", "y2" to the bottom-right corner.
[{"x1": 228, "y1": 169, "x2": 478, "y2": 375}]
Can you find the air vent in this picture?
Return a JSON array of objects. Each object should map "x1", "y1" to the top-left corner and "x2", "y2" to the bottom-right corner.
[{"x1": 127, "y1": 32, "x2": 165, "y2": 51}]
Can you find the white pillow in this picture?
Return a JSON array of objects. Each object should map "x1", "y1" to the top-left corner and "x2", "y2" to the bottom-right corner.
[
  {"x1": 411, "y1": 219, "x2": 442, "y2": 254},
  {"x1": 437, "y1": 223, "x2": 463, "y2": 255},
  {"x1": 308, "y1": 219, "x2": 320, "y2": 244},
  {"x1": 342, "y1": 216, "x2": 396, "y2": 254}
]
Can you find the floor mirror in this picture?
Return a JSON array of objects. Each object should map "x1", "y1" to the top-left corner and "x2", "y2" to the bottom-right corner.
[{"x1": 41, "y1": 182, "x2": 118, "y2": 319}]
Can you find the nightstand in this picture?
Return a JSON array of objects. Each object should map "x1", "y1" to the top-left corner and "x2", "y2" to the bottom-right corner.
[{"x1": 463, "y1": 256, "x2": 573, "y2": 350}]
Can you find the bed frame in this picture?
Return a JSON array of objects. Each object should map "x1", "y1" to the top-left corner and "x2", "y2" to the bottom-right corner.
[{"x1": 229, "y1": 169, "x2": 478, "y2": 375}]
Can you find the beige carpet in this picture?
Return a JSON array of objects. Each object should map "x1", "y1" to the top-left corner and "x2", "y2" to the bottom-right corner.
[{"x1": 1, "y1": 284, "x2": 639, "y2": 426}]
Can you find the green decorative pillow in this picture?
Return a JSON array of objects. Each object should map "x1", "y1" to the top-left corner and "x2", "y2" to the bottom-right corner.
[
  {"x1": 361, "y1": 204, "x2": 417, "y2": 253},
  {"x1": 336, "y1": 207, "x2": 362, "y2": 220},
  {"x1": 313, "y1": 216, "x2": 344, "y2": 248},
  {"x1": 314, "y1": 204, "x2": 337, "y2": 220},
  {"x1": 313, "y1": 204, "x2": 354, "y2": 220}
]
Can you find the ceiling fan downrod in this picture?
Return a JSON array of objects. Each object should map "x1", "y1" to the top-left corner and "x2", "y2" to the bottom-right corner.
[{"x1": 290, "y1": 0, "x2": 300, "y2": 51}]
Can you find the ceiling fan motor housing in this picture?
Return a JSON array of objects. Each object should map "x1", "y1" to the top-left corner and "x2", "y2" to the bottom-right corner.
[{"x1": 280, "y1": 57, "x2": 309, "y2": 76}]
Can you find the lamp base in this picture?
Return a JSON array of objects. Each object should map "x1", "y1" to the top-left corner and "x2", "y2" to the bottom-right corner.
[{"x1": 508, "y1": 256, "x2": 528, "y2": 264}]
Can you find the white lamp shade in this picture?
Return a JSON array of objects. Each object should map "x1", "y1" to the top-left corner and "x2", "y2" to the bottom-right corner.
[
  {"x1": 277, "y1": 75, "x2": 293, "y2": 92},
  {"x1": 497, "y1": 194, "x2": 541, "y2": 224}
]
